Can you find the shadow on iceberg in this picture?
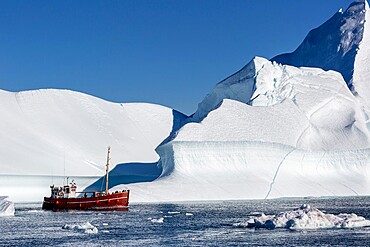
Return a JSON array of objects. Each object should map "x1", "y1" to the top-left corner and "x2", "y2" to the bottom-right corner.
[
  {"x1": 159, "y1": 109, "x2": 189, "y2": 145},
  {"x1": 84, "y1": 109, "x2": 188, "y2": 192},
  {"x1": 83, "y1": 162, "x2": 162, "y2": 192}
]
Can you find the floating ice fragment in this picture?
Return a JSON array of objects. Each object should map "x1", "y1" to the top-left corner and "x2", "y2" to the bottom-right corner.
[
  {"x1": 168, "y1": 211, "x2": 180, "y2": 214},
  {"x1": 236, "y1": 204, "x2": 370, "y2": 230},
  {"x1": 62, "y1": 222, "x2": 98, "y2": 234},
  {"x1": 185, "y1": 213, "x2": 193, "y2": 216},
  {"x1": 151, "y1": 217, "x2": 164, "y2": 223},
  {"x1": 27, "y1": 209, "x2": 44, "y2": 214},
  {"x1": 248, "y1": 212, "x2": 262, "y2": 215},
  {"x1": 102, "y1": 223, "x2": 108, "y2": 226},
  {"x1": 0, "y1": 196, "x2": 15, "y2": 217}
]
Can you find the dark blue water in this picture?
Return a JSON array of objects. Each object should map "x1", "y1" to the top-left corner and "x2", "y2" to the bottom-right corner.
[{"x1": 1, "y1": 197, "x2": 370, "y2": 246}]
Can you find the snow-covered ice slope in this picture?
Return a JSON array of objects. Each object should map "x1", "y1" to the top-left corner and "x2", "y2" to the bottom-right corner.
[
  {"x1": 352, "y1": 1, "x2": 370, "y2": 116},
  {"x1": 272, "y1": 1, "x2": 370, "y2": 117},
  {"x1": 190, "y1": 58, "x2": 370, "y2": 151},
  {"x1": 0, "y1": 89, "x2": 181, "y2": 201},
  {"x1": 192, "y1": 57, "x2": 267, "y2": 121}
]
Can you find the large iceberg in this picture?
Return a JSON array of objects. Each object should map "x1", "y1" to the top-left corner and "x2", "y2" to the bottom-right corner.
[
  {"x1": 122, "y1": 59, "x2": 370, "y2": 203},
  {"x1": 119, "y1": 1, "x2": 370, "y2": 202},
  {"x1": 0, "y1": 196, "x2": 15, "y2": 217}
]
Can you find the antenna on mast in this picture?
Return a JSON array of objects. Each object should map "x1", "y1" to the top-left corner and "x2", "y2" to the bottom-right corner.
[{"x1": 105, "y1": 146, "x2": 111, "y2": 194}]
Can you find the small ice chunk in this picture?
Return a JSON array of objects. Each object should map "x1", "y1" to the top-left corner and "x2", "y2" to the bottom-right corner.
[
  {"x1": 0, "y1": 196, "x2": 15, "y2": 217},
  {"x1": 168, "y1": 211, "x2": 180, "y2": 214},
  {"x1": 62, "y1": 222, "x2": 98, "y2": 234},
  {"x1": 185, "y1": 213, "x2": 193, "y2": 216},
  {"x1": 102, "y1": 223, "x2": 108, "y2": 226},
  {"x1": 151, "y1": 217, "x2": 164, "y2": 223}
]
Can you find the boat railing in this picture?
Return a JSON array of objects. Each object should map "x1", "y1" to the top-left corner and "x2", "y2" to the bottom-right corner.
[{"x1": 75, "y1": 190, "x2": 129, "y2": 198}]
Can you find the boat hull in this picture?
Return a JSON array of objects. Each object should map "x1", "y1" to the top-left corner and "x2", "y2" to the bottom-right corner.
[{"x1": 42, "y1": 190, "x2": 129, "y2": 211}]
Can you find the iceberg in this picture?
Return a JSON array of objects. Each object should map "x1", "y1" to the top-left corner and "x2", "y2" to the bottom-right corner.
[
  {"x1": 235, "y1": 204, "x2": 370, "y2": 230},
  {"x1": 0, "y1": 196, "x2": 15, "y2": 217},
  {"x1": 120, "y1": 2, "x2": 370, "y2": 202},
  {"x1": 120, "y1": 57, "x2": 370, "y2": 203}
]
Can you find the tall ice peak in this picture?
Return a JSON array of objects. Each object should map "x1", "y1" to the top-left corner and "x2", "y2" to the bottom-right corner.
[
  {"x1": 193, "y1": 1, "x2": 370, "y2": 122},
  {"x1": 272, "y1": 0, "x2": 368, "y2": 88}
]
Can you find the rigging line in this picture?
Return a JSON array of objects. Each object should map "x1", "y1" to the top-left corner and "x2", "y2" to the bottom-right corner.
[
  {"x1": 100, "y1": 175, "x2": 105, "y2": 192},
  {"x1": 79, "y1": 168, "x2": 106, "y2": 188}
]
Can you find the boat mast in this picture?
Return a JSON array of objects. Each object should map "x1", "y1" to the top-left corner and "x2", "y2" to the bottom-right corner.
[{"x1": 105, "y1": 146, "x2": 111, "y2": 194}]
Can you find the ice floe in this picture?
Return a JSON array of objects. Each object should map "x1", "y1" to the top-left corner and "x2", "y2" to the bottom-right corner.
[
  {"x1": 150, "y1": 217, "x2": 164, "y2": 223},
  {"x1": 0, "y1": 196, "x2": 15, "y2": 217},
  {"x1": 167, "y1": 211, "x2": 180, "y2": 214},
  {"x1": 62, "y1": 222, "x2": 98, "y2": 234},
  {"x1": 235, "y1": 204, "x2": 370, "y2": 230}
]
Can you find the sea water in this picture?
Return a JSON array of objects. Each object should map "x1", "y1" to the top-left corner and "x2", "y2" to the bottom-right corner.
[{"x1": 1, "y1": 197, "x2": 370, "y2": 246}]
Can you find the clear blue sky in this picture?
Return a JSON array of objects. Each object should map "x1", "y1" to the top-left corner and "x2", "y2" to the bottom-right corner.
[{"x1": 0, "y1": 0, "x2": 355, "y2": 115}]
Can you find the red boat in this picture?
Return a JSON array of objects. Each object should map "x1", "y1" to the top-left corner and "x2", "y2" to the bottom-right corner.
[{"x1": 42, "y1": 147, "x2": 130, "y2": 211}]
